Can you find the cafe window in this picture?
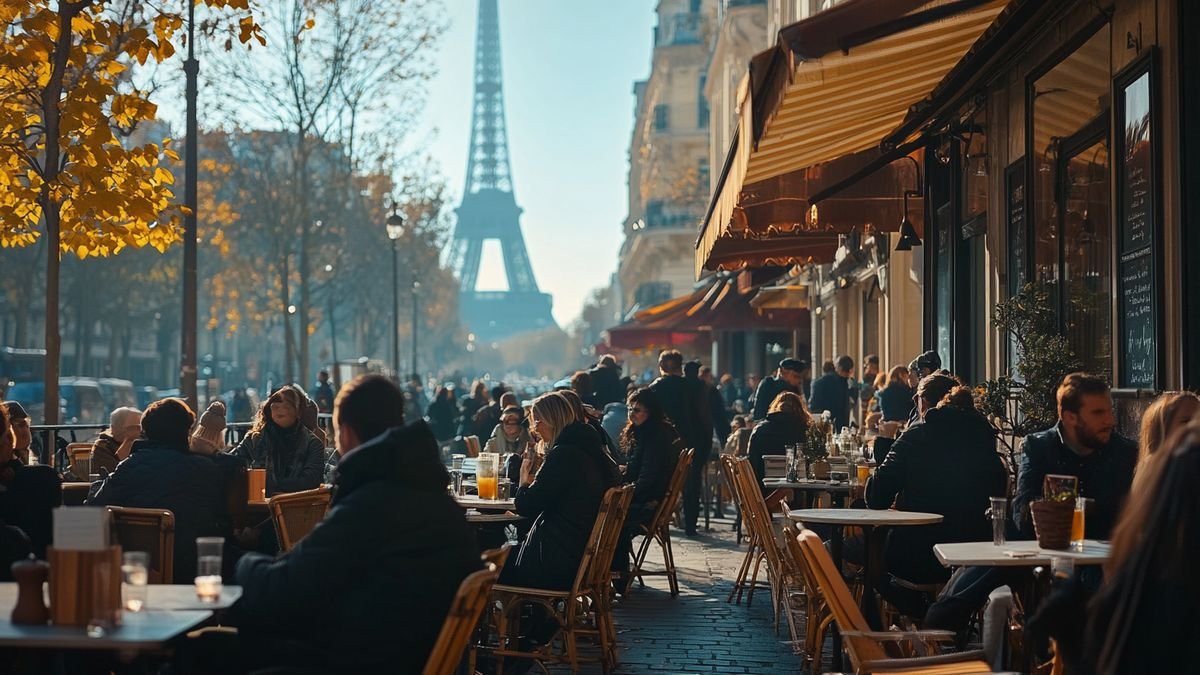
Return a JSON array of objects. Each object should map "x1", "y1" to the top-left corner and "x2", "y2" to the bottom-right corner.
[{"x1": 1029, "y1": 23, "x2": 1112, "y2": 381}]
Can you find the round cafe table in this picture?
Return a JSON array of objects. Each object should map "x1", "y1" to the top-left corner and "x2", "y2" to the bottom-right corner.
[
  {"x1": 761, "y1": 478, "x2": 853, "y2": 508},
  {"x1": 788, "y1": 509, "x2": 943, "y2": 658}
]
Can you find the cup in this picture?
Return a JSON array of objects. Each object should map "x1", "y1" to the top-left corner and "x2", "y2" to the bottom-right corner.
[
  {"x1": 1070, "y1": 497, "x2": 1086, "y2": 551},
  {"x1": 498, "y1": 478, "x2": 512, "y2": 500},
  {"x1": 451, "y1": 454, "x2": 466, "y2": 471},
  {"x1": 86, "y1": 558, "x2": 117, "y2": 638},
  {"x1": 247, "y1": 468, "x2": 267, "y2": 502},
  {"x1": 989, "y1": 497, "x2": 1007, "y2": 546},
  {"x1": 121, "y1": 551, "x2": 149, "y2": 612},
  {"x1": 856, "y1": 463, "x2": 871, "y2": 484},
  {"x1": 476, "y1": 452, "x2": 499, "y2": 500},
  {"x1": 195, "y1": 537, "x2": 224, "y2": 602},
  {"x1": 1050, "y1": 555, "x2": 1074, "y2": 581}
]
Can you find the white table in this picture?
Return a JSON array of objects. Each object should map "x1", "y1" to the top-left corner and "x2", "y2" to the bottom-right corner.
[
  {"x1": 456, "y1": 496, "x2": 516, "y2": 511},
  {"x1": 934, "y1": 540, "x2": 1109, "y2": 568},
  {"x1": 0, "y1": 584, "x2": 241, "y2": 650}
]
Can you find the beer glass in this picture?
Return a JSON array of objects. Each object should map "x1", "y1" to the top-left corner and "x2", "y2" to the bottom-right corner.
[
  {"x1": 476, "y1": 452, "x2": 500, "y2": 500},
  {"x1": 1071, "y1": 497, "x2": 1086, "y2": 551},
  {"x1": 989, "y1": 497, "x2": 1007, "y2": 546}
]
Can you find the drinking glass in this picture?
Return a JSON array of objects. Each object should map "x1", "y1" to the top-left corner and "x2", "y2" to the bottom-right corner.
[
  {"x1": 1070, "y1": 497, "x2": 1086, "y2": 551},
  {"x1": 451, "y1": 454, "x2": 466, "y2": 471},
  {"x1": 989, "y1": 497, "x2": 1007, "y2": 546},
  {"x1": 86, "y1": 558, "x2": 116, "y2": 638},
  {"x1": 856, "y1": 462, "x2": 871, "y2": 485},
  {"x1": 195, "y1": 537, "x2": 224, "y2": 602},
  {"x1": 1050, "y1": 555, "x2": 1075, "y2": 581},
  {"x1": 476, "y1": 452, "x2": 499, "y2": 500},
  {"x1": 121, "y1": 551, "x2": 149, "y2": 612}
]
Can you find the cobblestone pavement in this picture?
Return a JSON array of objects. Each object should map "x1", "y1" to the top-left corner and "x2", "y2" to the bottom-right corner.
[{"x1": 595, "y1": 514, "x2": 813, "y2": 675}]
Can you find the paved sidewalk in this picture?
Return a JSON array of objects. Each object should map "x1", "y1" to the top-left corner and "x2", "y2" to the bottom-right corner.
[{"x1": 603, "y1": 515, "x2": 809, "y2": 675}]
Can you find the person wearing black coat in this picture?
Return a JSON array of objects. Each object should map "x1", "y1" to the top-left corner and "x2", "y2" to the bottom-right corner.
[
  {"x1": 426, "y1": 386, "x2": 459, "y2": 442},
  {"x1": 233, "y1": 376, "x2": 481, "y2": 674},
  {"x1": 648, "y1": 351, "x2": 709, "y2": 535},
  {"x1": 875, "y1": 366, "x2": 916, "y2": 422},
  {"x1": 751, "y1": 358, "x2": 807, "y2": 421},
  {"x1": 867, "y1": 377, "x2": 1007, "y2": 618},
  {"x1": 0, "y1": 403, "x2": 60, "y2": 560},
  {"x1": 747, "y1": 392, "x2": 810, "y2": 493},
  {"x1": 589, "y1": 355, "x2": 625, "y2": 407},
  {"x1": 808, "y1": 356, "x2": 855, "y2": 431},
  {"x1": 230, "y1": 385, "x2": 325, "y2": 496},
  {"x1": 89, "y1": 399, "x2": 231, "y2": 584}
]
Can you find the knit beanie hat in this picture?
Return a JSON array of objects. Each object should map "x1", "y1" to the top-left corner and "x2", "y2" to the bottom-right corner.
[{"x1": 190, "y1": 400, "x2": 227, "y2": 455}]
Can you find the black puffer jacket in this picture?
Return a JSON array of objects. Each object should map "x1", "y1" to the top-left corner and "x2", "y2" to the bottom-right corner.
[
  {"x1": 231, "y1": 423, "x2": 325, "y2": 496},
  {"x1": 625, "y1": 421, "x2": 681, "y2": 507},
  {"x1": 89, "y1": 440, "x2": 229, "y2": 583},
  {"x1": 503, "y1": 422, "x2": 621, "y2": 591},
  {"x1": 747, "y1": 411, "x2": 808, "y2": 484},
  {"x1": 235, "y1": 421, "x2": 481, "y2": 673},
  {"x1": 867, "y1": 405, "x2": 1008, "y2": 581}
]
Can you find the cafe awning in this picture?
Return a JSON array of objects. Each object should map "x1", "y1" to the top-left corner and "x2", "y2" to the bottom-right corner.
[
  {"x1": 749, "y1": 285, "x2": 810, "y2": 310},
  {"x1": 696, "y1": 0, "x2": 1006, "y2": 275}
]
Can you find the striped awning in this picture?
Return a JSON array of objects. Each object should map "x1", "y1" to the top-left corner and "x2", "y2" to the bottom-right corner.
[{"x1": 696, "y1": 0, "x2": 1007, "y2": 276}]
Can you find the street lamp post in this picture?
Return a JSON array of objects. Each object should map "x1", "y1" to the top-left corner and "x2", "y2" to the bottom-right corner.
[
  {"x1": 385, "y1": 209, "x2": 404, "y2": 380},
  {"x1": 324, "y1": 264, "x2": 340, "y2": 390},
  {"x1": 180, "y1": 0, "x2": 199, "y2": 411}
]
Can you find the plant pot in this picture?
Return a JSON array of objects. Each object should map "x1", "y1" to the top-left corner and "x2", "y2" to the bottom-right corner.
[
  {"x1": 1029, "y1": 499, "x2": 1074, "y2": 550},
  {"x1": 809, "y1": 460, "x2": 830, "y2": 480}
]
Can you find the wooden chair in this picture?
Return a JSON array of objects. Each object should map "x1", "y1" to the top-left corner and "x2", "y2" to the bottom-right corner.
[
  {"x1": 780, "y1": 514, "x2": 834, "y2": 673},
  {"x1": 464, "y1": 435, "x2": 482, "y2": 458},
  {"x1": 67, "y1": 443, "x2": 93, "y2": 477},
  {"x1": 421, "y1": 563, "x2": 502, "y2": 675},
  {"x1": 481, "y1": 544, "x2": 512, "y2": 572},
  {"x1": 720, "y1": 454, "x2": 769, "y2": 605},
  {"x1": 486, "y1": 485, "x2": 634, "y2": 674},
  {"x1": 626, "y1": 447, "x2": 694, "y2": 597},
  {"x1": 62, "y1": 482, "x2": 90, "y2": 506},
  {"x1": 106, "y1": 506, "x2": 175, "y2": 584},
  {"x1": 795, "y1": 528, "x2": 993, "y2": 674},
  {"x1": 268, "y1": 486, "x2": 333, "y2": 552}
]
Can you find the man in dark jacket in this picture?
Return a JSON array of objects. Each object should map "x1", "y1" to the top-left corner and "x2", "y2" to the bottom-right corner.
[
  {"x1": 89, "y1": 398, "x2": 229, "y2": 583},
  {"x1": 751, "y1": 358, "x2": 807, "y2": 420},
  {"x1": 650, "y1": 351, "x2": 709, "y2": 536},
  {"x1": 589, "y1": 355, "x2": 625, "y2": 407},
  {"x1": 808, "y1": 355, "x2": 855, "y2": 430},
  {"x1": 0, "y1": 402, "x2": 60, "y2": 559},
  {"x1": 699, "y1": 366, "x2": 731, "y2": 447},
  {"x1": 234, "y1": 375, "x2": 480, "y2": 674}
]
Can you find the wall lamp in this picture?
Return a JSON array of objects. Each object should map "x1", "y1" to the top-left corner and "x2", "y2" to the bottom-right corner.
[{"x1": 895, "y1": 155, "x2": 923, "y2": 251}]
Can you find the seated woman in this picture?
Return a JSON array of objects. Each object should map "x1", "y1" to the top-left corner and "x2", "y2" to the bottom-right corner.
[
  {"x1": 485, "y1": 405, "x2": 532, "y2": 483},
  {"x1": 230, "y1": 385, "x2": 325, "y2": 497},
  {"x1": 613, "y1": 388, "x2": 681, "y2": 586},
  {"x1": 747, "y1": 391, "x2": 810, "y2": 487},
  {"x1": 866, "y1": 375, "x2": 1007, "y2": 618},
  {"x1": 874, "y1": 365, "x2": 915, "y2": 422}
]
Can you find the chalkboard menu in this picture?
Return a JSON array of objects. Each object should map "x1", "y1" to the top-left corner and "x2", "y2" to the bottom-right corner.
[
  {"x1": 1114, "y1": 53, "x2": 1159, "y2": 389},
  {"x1": 1006, "y1": 159, "x2": 1027, "y2": 292}
]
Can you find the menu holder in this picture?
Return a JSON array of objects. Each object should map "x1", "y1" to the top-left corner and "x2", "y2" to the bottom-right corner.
[{"x1": 47, "y1": 546, "x2": 122, "y2": 627}]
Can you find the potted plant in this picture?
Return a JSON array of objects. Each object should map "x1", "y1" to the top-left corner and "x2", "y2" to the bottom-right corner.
[
  {"x1": 804, "y1": 418, "x2": 831, "y2": 479},
  {"x1": 1029, "y1": 474, "x2": 1078, "y2": 550}
]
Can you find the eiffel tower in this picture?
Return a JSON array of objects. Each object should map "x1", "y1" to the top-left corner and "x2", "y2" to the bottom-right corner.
[{"x1": 450, "y1": 0, "x2": 556, "y2": 342}]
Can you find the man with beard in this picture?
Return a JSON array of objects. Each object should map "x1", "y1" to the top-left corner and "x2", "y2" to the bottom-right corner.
[
  {"x1": 924, "y1": 372, "x2": 1137, "y2": 638},
  {"x1": 1012, "y1": 372, "x2": 1137, "y2": 538}
]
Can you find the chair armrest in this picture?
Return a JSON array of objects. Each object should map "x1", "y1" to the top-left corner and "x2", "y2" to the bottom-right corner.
[
  {"x1": 492, "y1": 584, "x2": 573, "y2": 599},
  {"x1": 857, "y1": 650, "x2": 989, "y2": 672},
  {"x1": 841, "y1": 629, "x2": 957, "y2": 643}
]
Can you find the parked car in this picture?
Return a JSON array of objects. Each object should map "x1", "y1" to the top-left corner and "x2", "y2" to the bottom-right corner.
[
  {"x1": 8, "y1": 378, "x2": 107, "y2": 425},
  {"x1": 98, "y1": 378, "x2": 136, "y2": 410},
  {"x1": 136, "y1": 386, "x2": 159, "y2": 409}
]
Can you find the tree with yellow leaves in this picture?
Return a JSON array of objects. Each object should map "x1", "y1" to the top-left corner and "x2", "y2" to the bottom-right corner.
[{"x1": 0, "y1": 0, "x2": 261, "y2": 422}]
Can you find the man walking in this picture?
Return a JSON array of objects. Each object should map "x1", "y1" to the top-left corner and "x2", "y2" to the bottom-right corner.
[
  {"x1": 751, "y1": 358, "x2": 808, "y2": 420},
  {"x1": 649, "y1": 350, "x2": 709, "y2": 536},
  {"x1": 809, "y1": 355, "x2": 855, "y2": 430}
]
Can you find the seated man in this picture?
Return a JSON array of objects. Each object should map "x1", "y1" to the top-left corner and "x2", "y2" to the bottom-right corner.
[
  {"x1": 233, "y1": 375, "x2": 480, "y2": 673},
  {"x1": 88, "y1": 399, "x2": 229, "y2": 584},
  {"x1": 0, "y1": 403, "x2": 61, "y2": 559},
  {"x1": 91, "y1": 406, "x2": 143, "y2": 475},
  {"x1": 4, "y1": 402, "x2": 34, "y2": 465},
  {"x1": 925, "y1": 373, "x2": 1138, "y2": 633}
]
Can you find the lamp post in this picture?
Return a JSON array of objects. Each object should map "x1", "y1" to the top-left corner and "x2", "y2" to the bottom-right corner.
[
  {"x1": 385, "y1": 209, "x2": 404, "y2": 380},
  {"x1": 324, "y1": 264, "x2": 340, "y2": 390},
  {"x1": 180, "y1": 0, "x2": 199, "y2": 411}
]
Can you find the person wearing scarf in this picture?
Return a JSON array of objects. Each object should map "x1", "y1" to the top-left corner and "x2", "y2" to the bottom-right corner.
[{"x1": 231, "y1": 385, "x2": 325, "y2": 496}]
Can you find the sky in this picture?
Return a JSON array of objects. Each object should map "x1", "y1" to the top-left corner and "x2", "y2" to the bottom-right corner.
[{"x1": 419, "y1": 0, "x2": 656, "y2": 327}]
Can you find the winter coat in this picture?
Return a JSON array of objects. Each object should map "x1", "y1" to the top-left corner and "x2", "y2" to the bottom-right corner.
[
  {"x1": 231, "y1": 423, "x2": 325, "y2": 496},
  {"x1": 89, "y1": 440, "x2": 230, "y2": 583},
  {"x1": 235, "y1": 421, "x2": 481, "y2": 674},
  {"x1": 809, "y1": 372, "x2": 852, "y2": 430},
  {"x1": 90, "y1": 432, "x2": 122, "y2": 476},
  {"x1": 483, "y1": 423, "x2": 531, "y2": 456},
  {"x1": 589, "y1": 364, "x2": 624, "y2": 407},
  {"x1": 502, "y1": 422, "x2": 621, "y2": 591},
  {"x1": 649, "y1": 375, "x2": 709, "y2": 458},
  {"x1": 751, "y1": 376, "x2": 798, "y2": 421},
  {"x1": 747, "y1": 411, "x2": 808, "y2": 486},
  {"x1": 624, "y1": 421, "x2": 681, "y2": 507},
  {"x1": 426, "y1": 398, "x2": 460, "y2": 442},
  {"x1": 867, "y1": 405, "x2": 1008, "y2": 582},
  {"x1": 876, "y1": 382, "x2": 916, "y2": 422},
  {"x1": 0, "y1": 459, "x2": 61, "y2": 558}
]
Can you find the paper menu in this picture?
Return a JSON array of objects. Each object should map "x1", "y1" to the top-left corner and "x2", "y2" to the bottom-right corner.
[{"x1": 52, "y1": 507, "x2": 110, "y2": 551}]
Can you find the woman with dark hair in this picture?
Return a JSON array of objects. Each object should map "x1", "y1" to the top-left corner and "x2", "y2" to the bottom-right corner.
[
  {"x1": 457, "y1": 380, "x2": 489, "y2": 437},
  {"x1": 231, "y1": 385, "x2": 325, "y2": 496},
  {"x1": 426, "y1": 385, "x2": 459, "y2": 443},
  {"x1": 874, "y1": 365, "x2": 915, "y2": 422},
  {"x1": 747, "y1": 391, "x2": 811, "y2": 485},
  {"x1": 866, "y1": 375, "x2": 1007, "y2": 618}
]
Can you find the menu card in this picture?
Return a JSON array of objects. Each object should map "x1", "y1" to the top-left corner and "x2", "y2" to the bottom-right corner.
[{"x1": 53, "y1": 507, "x2": 110, "y2": 551}]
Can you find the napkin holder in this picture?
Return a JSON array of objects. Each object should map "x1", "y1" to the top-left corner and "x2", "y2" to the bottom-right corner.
[{"x1": 47, "y1": 546, "x2": 123, "y2": 627}]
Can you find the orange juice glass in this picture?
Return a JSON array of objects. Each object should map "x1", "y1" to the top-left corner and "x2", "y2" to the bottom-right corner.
[
  {"x1": 477, "y1": 476, "x2": 498, "y2": 500},
  {"x1": 1070, "y1": 497, "x2": 1086, "y2": 550},
  {"x1": 856, "y1": 463, "x2": 871, "y2": 484},
  {"x1": 476, "y1": 452, "x2": 500, "y2": 500}
]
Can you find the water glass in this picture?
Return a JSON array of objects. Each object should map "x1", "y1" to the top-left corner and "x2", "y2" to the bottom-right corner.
[
  {"x1": 86, "y1": 558, "x2": 117, "y2": 638},
  {"x1": 989, "y1": 497, "x2": 1007, "y2": 546},
  {"x1": 121, "y1": 551, "x2": 149, "y2": 612},
  {"x1": 195, "y1": 537, "x2": 224, "y2": 603},
  {"x1": 451, "y1": 454, "x2": 466, "y2": 471}
]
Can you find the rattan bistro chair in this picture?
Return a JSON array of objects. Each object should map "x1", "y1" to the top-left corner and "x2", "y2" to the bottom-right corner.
[
  {"x1": 106, "y1": 506, "x2": 175, "y2": 584},
  {"x1": 422, "y1": 563, "x2": 502, "y2": 675},
  {"x1": 486, "y1": 485, "x2": 633, "y2": 674},
  {"x1": 721, "y1": 454, "x2": 770, "y2": 606},
  {"x1": 795, "y1": 528, "x2": 993, "y2": 675},
  {"x1": 626, "y1": 447, "x2": 693, "y2": 598},
  {"x1": 67, "y1": 443, "x2": 93, "y2": 477},
  {"x1": 268, "y1": 486, "x2": 333, "y2": 552},
  {"x1": 780, "y1": 515, "x2": 833, "y2": 673}
]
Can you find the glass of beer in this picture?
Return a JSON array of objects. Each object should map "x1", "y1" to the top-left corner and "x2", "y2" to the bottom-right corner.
[
  {"x1": 856, "y1": 462, "x2": 871, "y2": 484},
  {"x1": 1070, "y1": 497, "x2": 1086, "y2": 551},
  {"x1": 476, "y1": 452, "x2": 500, "y2": 500}
]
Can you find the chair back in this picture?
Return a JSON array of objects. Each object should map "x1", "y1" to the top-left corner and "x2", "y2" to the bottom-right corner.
[
  {"x1": 481, "y1": 544, "x2": 512, "y2": 573},
  {"x1": 586, "y1": 485, "x2": 634, "y2": 591},
  {"x1": 106, "y1": 506, "x2": 175, "y2": 584},
  {"x1": 62, "y1": 482, "x2": 90, "y2": 506},
  {"x1": 647, "y1": 448, "x2": 694, "y2": 533},
  {"x1": 569, "y1": 485, "x2": 632, "y2": 596},
  {"x1": 761, "y1": 455, "x2": 787, "y2": 479},
  {"x1": 67, "y1": 443, "x2": 92, "y2": 476},
  {"x1": 268, "y1": 486, "x2": 333, "y2": 552},
  {"x1": 464, "y1": 436, "x2": 482, "y2": 458},
  {"x1": 795, "y1": 528, "x2": 871, "y2": 635},
  {"x1": 420, "y1": 563, "x2": 501, "y2": 675},
  {"x1": 731, "y1": 457, "x2": 787, "y2": 578}
]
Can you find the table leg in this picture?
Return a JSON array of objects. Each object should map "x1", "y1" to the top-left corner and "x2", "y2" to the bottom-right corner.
[
  {"x1": 829, "y1": 524, "x2": 845, "y2": 666},
  {"x1": 860, "y1": 525, "x2": 885, "y2": 630}
]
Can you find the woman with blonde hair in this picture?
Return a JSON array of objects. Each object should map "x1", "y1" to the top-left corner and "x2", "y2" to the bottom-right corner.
[
  {"x1": 1137, "y1": 391, "x2": 1199, "y2": 463},
  {"x1": 875, "y1": 364, "x2": 915, "y2": 422}
]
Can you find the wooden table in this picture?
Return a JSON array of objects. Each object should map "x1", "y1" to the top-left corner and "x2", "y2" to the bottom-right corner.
[
  {"x1": 464, "y1": 511, "x2": 524, "y2": 525},
  {"x1": 933, "y1": 540, "x2": 1110, "y2": 568},
  {"x1": 762, "y1": 478, "x2": 853, "y2": 507},
  {"x1": 456, "y1": 496, "x2": 515, "y2": 511},
  {"x1": 0, "y1": 584, "x2": 242, "y2": 651},
  {"x1": 788, "y1": 509, "x2": 943, "y2": 656}
]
